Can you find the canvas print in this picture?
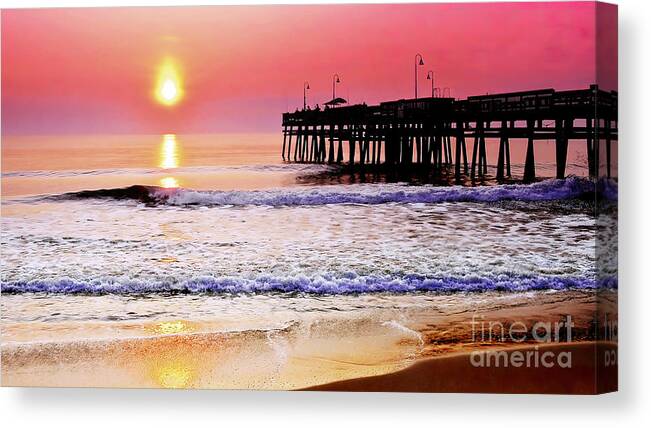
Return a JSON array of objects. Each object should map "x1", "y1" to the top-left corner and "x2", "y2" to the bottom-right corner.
[{"x1": 1, "y1": 2, "x2": 617, "y2": 393}]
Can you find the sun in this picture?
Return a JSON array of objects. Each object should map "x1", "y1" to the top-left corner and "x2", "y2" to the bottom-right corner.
[
  {"x1": 161, "y1": 80, "x2": 178, "y2": 102},
  {"x1": 154, "y1": 57, "x2": 184, "y2": 106}
]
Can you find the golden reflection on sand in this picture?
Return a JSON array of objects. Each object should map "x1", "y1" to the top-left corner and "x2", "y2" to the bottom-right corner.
[
  {"x1": 152, "y1": 358, "x2": 197, "y2": 389},
  {"x1": 144, "y1": 320, "x2": 201, "y2": 388},
  {"x1": 147, "y1": 320, "x2": 195, "y2": 336}
]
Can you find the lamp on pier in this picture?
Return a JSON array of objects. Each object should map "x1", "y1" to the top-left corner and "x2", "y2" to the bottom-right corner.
[
  {"x1": 303, "y1": 81, "x2": 310, "y2": 110},
  {"x1": 332, "y1": 74, "x2": 341, "y2": 100},
  {"x1": 426, "y1": 70, "x2": 435, "y2": 98},
  {"x1": 414, "y1": 54, "x2": 425, "y2": 99}
]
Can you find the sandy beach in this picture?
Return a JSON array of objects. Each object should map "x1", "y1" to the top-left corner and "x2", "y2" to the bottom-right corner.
[
  {"x1": 2, "y1": 289, "x2": 617, "y2": 392},
  {"x1": 307, "y1": 342, "x2": 618, "y2": 394}
]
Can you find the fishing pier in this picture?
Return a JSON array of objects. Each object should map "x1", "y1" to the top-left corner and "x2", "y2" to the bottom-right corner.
[{"x1": 281, "y1": 85, "x2": 618, "y2": 181}]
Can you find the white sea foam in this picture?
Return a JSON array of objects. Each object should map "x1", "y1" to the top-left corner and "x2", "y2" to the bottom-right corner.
[
  {"x1": 150, "y1": 176, "x2": 606, "y2": 206},
  {"x1": 1, "y1": 196, "x2": 600, "y2": 294}
]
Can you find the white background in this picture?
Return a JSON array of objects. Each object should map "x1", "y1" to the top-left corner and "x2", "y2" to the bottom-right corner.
[{"x1": 0, "y1": 0, "x2": 649, "y2": 426}]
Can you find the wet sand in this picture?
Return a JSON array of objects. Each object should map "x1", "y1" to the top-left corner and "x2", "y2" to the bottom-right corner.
[
  {"x1": 307, "y1": 342, "x2": 618, "y2": 394},
  {"x1": 1, "y1": 290, "x2": 617, "y2": 392},
  {"x1": 1, "y1": 321, "x2": 417, "y2": 390}
]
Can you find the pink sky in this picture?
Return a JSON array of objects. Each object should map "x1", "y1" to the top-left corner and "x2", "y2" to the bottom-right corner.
[{"x1": 1, "y1": 2, "x2": 616, "y2": 135}]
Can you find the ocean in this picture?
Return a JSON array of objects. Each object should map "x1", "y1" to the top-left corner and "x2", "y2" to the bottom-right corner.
[{"x1": 0, "y1": 133, "x2": 616, "y2": 389}]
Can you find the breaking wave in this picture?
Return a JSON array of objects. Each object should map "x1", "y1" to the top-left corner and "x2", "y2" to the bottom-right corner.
[
  {"x1": 1, "y1": 273, "x2": 614, "y2": 295},
  {"x1": 51, "y1": 177, "x2": 616, "y2": 207}
]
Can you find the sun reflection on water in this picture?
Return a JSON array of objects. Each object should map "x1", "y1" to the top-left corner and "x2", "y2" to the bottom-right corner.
[
  {"x1": 160, "y1": 177, "x2": 179, "y2": 188},
  {"x1": 159, "y1": 134, "x2": 179, "y2": 169},
  {"x1": 158, "y1": 134, "x2": 180, "y2": 188}
]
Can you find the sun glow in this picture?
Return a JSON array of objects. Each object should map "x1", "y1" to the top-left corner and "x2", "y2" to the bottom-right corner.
[{"x1": 154, "y1": 58, "x2": 184, "y2": 106}]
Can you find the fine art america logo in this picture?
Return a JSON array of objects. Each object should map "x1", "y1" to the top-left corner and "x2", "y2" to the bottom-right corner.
[{"x1": 469, "y1": 315, "x2": 574, "y2": 369}]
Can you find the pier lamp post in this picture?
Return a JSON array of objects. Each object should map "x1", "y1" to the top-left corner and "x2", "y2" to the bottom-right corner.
[
  {"x1": 332, "y1": 74, "x2": 341, "y2": 100},
  {"x1": 426, "y1": 70, "x2": 435, "y2": 98},
  {"x1": 414, "y1": 54, "x2": 425, "y2": 99},
  {"x1": 303, "y1": 81, "x2": 310, "y2": 110}
]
